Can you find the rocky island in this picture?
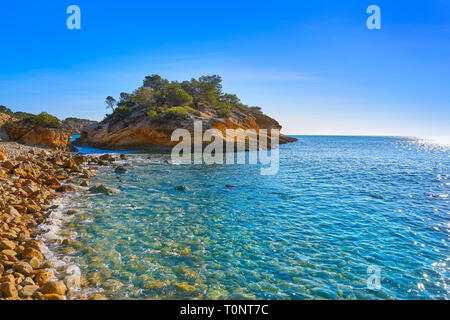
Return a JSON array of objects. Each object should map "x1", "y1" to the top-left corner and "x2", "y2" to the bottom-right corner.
[{"x1": 75, "y1": 75, "x2": 297, "y2": 150}]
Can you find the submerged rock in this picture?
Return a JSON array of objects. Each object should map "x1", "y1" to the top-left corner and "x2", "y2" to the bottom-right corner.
[
  {"x1": 174, "y1": 185, "x2": 190, "y2": 192},
  {"x1": 174, "y1": 282, "x2": 197, "y2": 292},
  {"x1": 143, "y1": 280, "x2": 167, "y2": 289},
  {"x1": 103, "y1": 279, "x2": 123, "y2": 293},
  {"x1": 88, "y1": 184, "x2": 120, "y2": 195},
  {"x1": 66, "y1": 209, "x2": 79, "y2": 215},
  {"x1": 114, "y1": 166, "x2": 127, "y2": 174}
]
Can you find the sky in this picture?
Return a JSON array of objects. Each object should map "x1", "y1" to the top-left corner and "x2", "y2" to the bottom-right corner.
[{"x1": 0, "y1": 0, "x2": 449, "y2": 136}]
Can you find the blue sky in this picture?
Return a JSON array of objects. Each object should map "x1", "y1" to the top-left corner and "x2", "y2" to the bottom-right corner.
[{"x1": 0, "y1": 0, "x2": 449, "y2": 135}]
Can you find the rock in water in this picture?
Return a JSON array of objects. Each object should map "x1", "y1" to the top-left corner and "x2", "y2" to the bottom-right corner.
[
  {"x1": 174, "y1": 185, "x2": 190, "y2": 192},
  {"x1": 88, "y1": 184, "x2": 120, "y2": 195},
  {"x1": 114, "y1": 166, "x2": 127, "y2": 174}
]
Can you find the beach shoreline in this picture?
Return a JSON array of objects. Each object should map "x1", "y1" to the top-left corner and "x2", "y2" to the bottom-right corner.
[{"x1": 0, "y1": 141, "x2": 119, "y2": 300}]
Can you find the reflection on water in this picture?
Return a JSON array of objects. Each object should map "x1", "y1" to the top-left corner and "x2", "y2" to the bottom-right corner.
[{"x1": 55, "y1": 136, "x2": 448, "y2": 299}]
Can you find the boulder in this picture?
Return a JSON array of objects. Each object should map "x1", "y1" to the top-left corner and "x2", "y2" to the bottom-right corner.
[
  {"x1": 40, "y1": 281, "x2": 67, "y2": 295},
  {"x1": 43, "y1": 293, "x2": 65, "y2": 300},
  {"x1": 20, "y1": 285, "x2": 39, "y2": 297},
  {"x1": 13, "y1": 261, "x2": 33, "y2": 276},
  {"x1": 0, "y1": 239, "x2": 16, "y2": 250},
  {"x1": 88, "y1": 184, "x2": 120, "y2": 195},
  {"x1": 1, "y1": 282, "x2": 18, "y2": 299}
]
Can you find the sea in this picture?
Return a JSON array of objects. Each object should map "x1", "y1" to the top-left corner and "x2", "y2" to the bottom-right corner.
[{"x1": 40, "y1": 136, "x2": 449, "y2": 300}]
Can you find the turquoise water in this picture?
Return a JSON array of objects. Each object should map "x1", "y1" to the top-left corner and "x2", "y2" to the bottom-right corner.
[{"x1": 61, "y1": 136, "x2": 448, "y2": 299}]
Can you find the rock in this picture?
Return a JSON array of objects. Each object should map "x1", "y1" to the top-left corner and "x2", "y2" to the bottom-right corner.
[
  {"x1": 45, "y1": 177, "x2": 62, "y2": 187},
  {"x1": 0, "y1": 146, "x2": 7, "y2": 161},
  {"x1": 40, "y1": 281, "x2": 67, "y2": 295},
  {"x1": 2, "y1": 249, "x2": 17, "y2": 258},
  {"x1": 6, "y1": 207, "x2": 20, "y2": 217},
  {"x1": 103, "y1": 279, "x2": 123, "y2": 293},
  {"x1": 1, "y1": 160, "x2": 15, "y2": 169},
  {"x1": 43, "y1": 293, "x2": 65, "y2": 300},
  {"x1": 1, "y1": 282, "x2": 18, "y2": 298},
  {"x1": 57, "y1": 185, "x2": 76, "y2": 192},
  {"x1": 143, "y1": 280, "x2": 167, "y2": 289},
  {"x1": 13, "y1": 261, "x2": 33, "y2": 276},
  {"x1": 174, "y1": 185, "x2": 190, "y2": 192},
  {"x1": 88, "y1": 184, "x2": 120, "y2": 195},
  {"x1": 114, "y1": 166, "x2": 127, "y2": 174},
  {"x1": 0, "y1": 264, "x2": 4, "y2": 276},
  {"x1": 21, "y1": 185, "x2": 39, "y2": 195},
  {"x1": 89, "y1": 293, "x2": 107, "y2": 300},
  {"x1": 80, "y1": 180, "x2": 90, "y2": 187},
  {"x1": 206, "y1": 285, "x2": 228, "y2": 300},
  {"x1": 0, "y1": 239, "x2": 16, "y2": 250},
  {"x1": 34, "y1": 270, "x2": 53, "y2": 285},
  {"x1": 22, "y1": 247, "x2": 44, "y2": 261},
  {"x1": 5, "y1": 120, "x2": 72, "y2": 150},
  {"x1": 0, "y1": 275, "x2": 15, "y2": 283},
  {"x1": 32, "y1": 291, "x2": 44, "y2": 300},
  {"x1": 225, "y1": 184, "x2": 236, "y2": 188},
  {"x1": 64, "y1": 265, "x2": 81, "y2": 291},
  {"x1": 20, "y1": 285, "x2": 39, "y2": 297},
  {"x1": 65, "y1": 274, "x2": 81, "y2": 291},
  {"x1": 21, "y1": 277, "x2": 35, "y2": 286},
  {"x1": 99, "y1": 154, "x2": 114, "y2": 161},
  {"x1": 63, "y1": 159, "x2": 77, "y2": 169},
  {"x1": 174, "y1": 282, "x2": 197, "y2": 292},
  {"x1": 66, "y1": 209, "x2": 78, "y2": 216},
  {"x1": 27, "y1": 257, "x2": 41, "y2": 269},
  {"x1": 74, "y1": 88, "x2": 297, "y2": 151}
]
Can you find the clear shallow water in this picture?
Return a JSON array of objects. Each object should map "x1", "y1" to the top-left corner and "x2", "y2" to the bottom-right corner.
[{"x1": 57, "y1": 136, "x2": 448, "y2": 299}]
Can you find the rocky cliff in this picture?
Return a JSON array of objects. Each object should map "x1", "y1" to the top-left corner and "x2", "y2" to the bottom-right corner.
[
  {"x1": 76, "y1": 108, "x2": 296, "y2": 150},
  {"x1": 0, "y1": 113, "x2": 73, "y2": 150}
]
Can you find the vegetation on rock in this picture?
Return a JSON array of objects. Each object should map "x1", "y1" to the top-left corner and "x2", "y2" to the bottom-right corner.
[
  {"x1": 103, "y1": 74, "x2": 258, "y2": 123},
  {"x1": 23, "y1": 112, "x2": 62, "y2": 128},
  {"x1": 63, "y1": 117, "x2": 98, "y2": 128}
]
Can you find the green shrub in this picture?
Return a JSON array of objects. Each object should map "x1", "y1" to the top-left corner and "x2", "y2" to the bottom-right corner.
[
  {"x1": 146, "y1": 109, "x2": 159, "y2": 119},
  {"x1": 165, "y1": 84, "x2": 193, "y2": 107},
  {"x1": 113, "y1": 106, "x2": 131, "y2": 119},
  {"x1": 184, "y1": 107, "x2": 201, "y2": 117},
  {"x1": 216, "y1": 102, "x2": 232, "y2": 118},
  {"x1": 25, "y1": 112, "x2": 62, "y2": 128},
  {"x1": 249, "y1": 106, "x2": 262, "y2": 114},
  {"x1": 0, "y1": 105, "x2": 15, "y2": 117},
  {"x1": 147, "y1": 106, "x2": 201, "y2": 120},
  {"x1": 163, "y1": 107, "x2": 190, "y2": 119}
]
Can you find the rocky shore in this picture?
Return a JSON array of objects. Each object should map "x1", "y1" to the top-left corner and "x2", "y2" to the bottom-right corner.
[{"x1": 0, "y1": 141, "x2": 118, "y2": 300}]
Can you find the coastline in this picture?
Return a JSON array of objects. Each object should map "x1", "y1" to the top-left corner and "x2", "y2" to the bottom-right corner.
[{"x1": 0, "y1": 141, "x2": 118, "y2": 300}]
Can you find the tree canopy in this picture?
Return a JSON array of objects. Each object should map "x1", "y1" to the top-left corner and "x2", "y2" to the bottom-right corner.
[{"x1": 105, "y1": 74, "x2": 259, "y2": 121}]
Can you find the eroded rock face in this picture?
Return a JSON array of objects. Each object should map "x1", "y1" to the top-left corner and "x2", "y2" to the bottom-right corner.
[
  {"x1": 4, "y1": 119, "x2": 72, "y2": 150},
  {"x1": 0, "y1": 113, "x2": 12, "y2": 141},
  {"x1": 75, "y1": 111, "x2": 297, "y2": 151}
]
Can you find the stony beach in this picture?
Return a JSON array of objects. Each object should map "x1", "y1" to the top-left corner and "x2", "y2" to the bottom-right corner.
[{"x1": 0, "y1": 141, "x2": 120, "y2": 300}]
